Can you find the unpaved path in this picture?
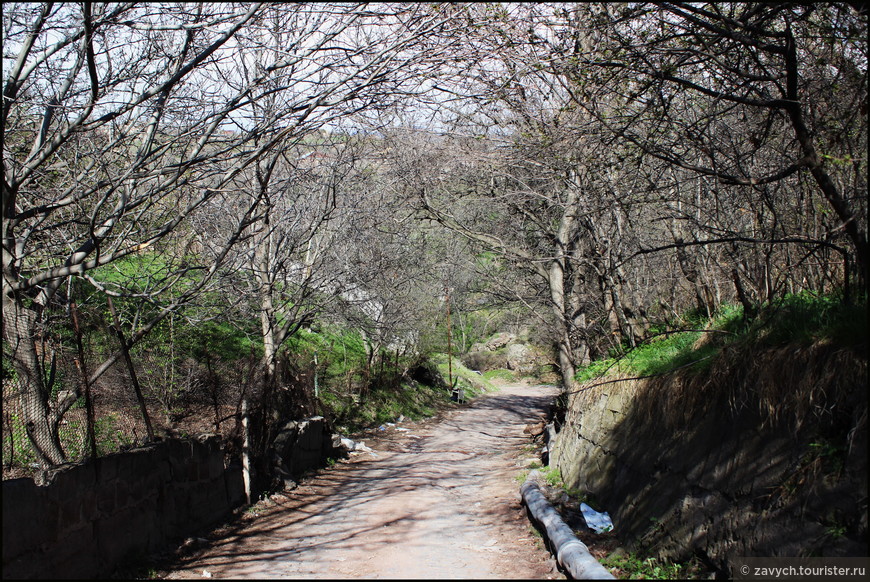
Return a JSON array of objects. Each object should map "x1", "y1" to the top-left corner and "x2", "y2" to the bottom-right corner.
[{"x1": 160, "y1": 382, "x2": 564, "y2": 579}]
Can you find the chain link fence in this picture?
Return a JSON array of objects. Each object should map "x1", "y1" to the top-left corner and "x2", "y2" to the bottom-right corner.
[
  {"x1": 2, "y1": 305, "x2": 320, "y2": 482},
  {"x1": 2, "y1": 359, "x2": 241, "y2": 479}
]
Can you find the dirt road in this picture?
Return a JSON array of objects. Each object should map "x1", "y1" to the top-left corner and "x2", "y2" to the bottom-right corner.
[{"x1": 159, "y1": 382, "x2": 564, "y2": 579}]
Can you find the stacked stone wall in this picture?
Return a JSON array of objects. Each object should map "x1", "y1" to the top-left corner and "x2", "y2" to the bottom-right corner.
[
  {"x1": 2, "y1": 436, "x2": 245, "y2": 579},
  {"x1": 551, "y1": 370, "x2": 867, "y2": 572}
]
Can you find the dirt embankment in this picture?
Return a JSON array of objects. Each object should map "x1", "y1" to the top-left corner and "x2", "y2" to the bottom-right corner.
[
  {"x1": 154, "y1": 382, "x2": 564, "y2": 579},
  {"x1": 552, "y1": 341, "x2": 868, "y2": 574}
]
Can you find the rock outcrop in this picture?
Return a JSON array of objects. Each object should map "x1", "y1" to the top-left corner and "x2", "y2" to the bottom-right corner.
[{"x1": 463, "y1": 332, "x2": 554, "y2": 377}]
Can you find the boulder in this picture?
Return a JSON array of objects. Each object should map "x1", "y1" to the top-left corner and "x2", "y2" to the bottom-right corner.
[
  {"x1": 505, "y1": 343, "x2": 534, "y2": 373},
  {"x1": 470, "y1": 332, "x2": 516, "y2": 353},
  {"x1": 271, "y1": 416, "x2": 328, "y2": 486},
  {"x1": 466, "y1": 332, "x2": 552, "y2": 376}
]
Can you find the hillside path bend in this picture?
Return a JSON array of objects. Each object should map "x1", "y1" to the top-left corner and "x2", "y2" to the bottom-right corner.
[{"x1": 162, "y1": 382, "x2": 564, "y2": 579}]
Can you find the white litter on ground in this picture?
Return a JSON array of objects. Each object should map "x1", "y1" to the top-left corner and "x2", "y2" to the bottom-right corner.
[{"x1": 579, "y1": 502, "x2": 613, "y2": 533}]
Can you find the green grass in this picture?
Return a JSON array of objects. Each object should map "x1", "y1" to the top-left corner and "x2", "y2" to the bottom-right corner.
[
  {"x1": 430, "y1": 353, "x2": 497, "y2": 396},
  {"x1": 281, "y1": 327, "x2": 462, "y2": 432},
  {"x1": 540, "y1": 464, "x2": 563, "y2": 488},
  {"x1": 482, "y1": 368, "x2": 516, "y2": 381},
  {"x1": 601, "y1": 552, "x2": 699, "y2": 580},
  {"x1": 516, "y1": 461, "x2": 542, "y2": 484},
  {"x1": 3, "y1": 411, "x2": 133, "y2": 467},
  {"x1": 575, "y1": 292, "x2": 866, "y2": 384},
  {"x1": 321, "y1": 350, "x2": 502, "y2": 433},
  {"x1": 516, "y1": 463, "x2": 566, "y2": 489},
  {"x1": 574, "y1": 326, "x2": 716, "y2": 383},
  {"x1": 741, "y1": 290, "x2": 867, "y2": 347},
  {"x1": 330, "y1": 380, "x2": 450, "y2": 433},
  {"x1": 186, "y1": 320, "x2": 261, "y2": 362}
]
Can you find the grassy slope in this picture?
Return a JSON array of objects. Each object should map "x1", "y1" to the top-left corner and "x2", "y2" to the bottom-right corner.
[
  {"x1": 577, "y1": 292, "x2": 867, "y2": 384},
  {"x1": 564, "y1": 292, "x2": 868, "y2": 577}
]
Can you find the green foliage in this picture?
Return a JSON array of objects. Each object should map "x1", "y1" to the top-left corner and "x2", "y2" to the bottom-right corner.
[
  {"x1": 188, "y1": 321, "x2": 260, "y2": 362},
  {"x1": 288, "y1": 327, "x2": 458, "y2": 432},
  {"x1": 329, "y1": 381, "x2": 450, "y2": 433},
  {"x1": 575, "y1": 292, "x2": 866, "y2": 383},
  {"x1": 92, "y1": 252, "x2": 175, "y2": 287},
  {"x1": 516, "y1": 463, "x2": 564, "y2": 489},
  {"x1": 318, "y1": 346, "x2": 507, "y2": 433},
  {"x1": 540, "y1": 464, "x2": 563, "y2": 488},
  {"x1": 601, "y1": 552, "x2": 692, "y2": 580},
  {"x1": 93, "y1": 414, "x2": 134, "y2": 455},
  {"x1": 3, "y1": 413, "x2": 38, "y2": 467},
  {"x1": 423, "y1": 306, "x2": 507, "y2": 356},
  {"x1": 575, "y1": 358, "x2": 620, "y2": 383},
  {"x1": 741, "y1": 291, "x2": 867, "y2": 348},
  {"x1": 430, "y1": 353, "x2": 496, "y2": 396},
  {"x1": 59, "y1": 414, "x2": 133, "y2": 459},
  {"x1": 3, "y1": 411, "x2": 132, "y2": 466},
  {"x1": 61, "y1": 260, "x2": 262, "y2": 416},
  {"x1": 127, "y1": 312, "x2": 258, "y2": 367},
  {"x1": 575, "y1": 323, "x2": 716, "y2": 382},
  {"x1": 482, "y1": 368, "x2": 516, "y2": 381},
  {"x1": 285, "y1": 327, "x2": 368, "y2": 383}
]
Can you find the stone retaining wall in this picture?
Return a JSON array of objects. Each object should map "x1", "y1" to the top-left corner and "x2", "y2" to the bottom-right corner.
[
  {"x1": 551, "y1": 371, "x2": 867, "y2": 573},
  {"x1": 2, "y1": 436, "x2": 245, "y2": 579}
]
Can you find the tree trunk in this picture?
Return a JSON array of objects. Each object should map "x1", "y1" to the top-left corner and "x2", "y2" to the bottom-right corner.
[
  {"x1": 2, "y1": 295, "x2": 66, "y2": 466},
  {"x1": 547, "y1": 259, "x2": 580, "y2": 390},
  {"x1": 784, "y1": 23, "x2": 868, "y2": 291}
]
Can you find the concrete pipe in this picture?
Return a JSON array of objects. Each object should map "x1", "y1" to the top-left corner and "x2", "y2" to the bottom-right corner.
[{"x1": 521, "y1": 470, "x2": 615, "y2": 580}]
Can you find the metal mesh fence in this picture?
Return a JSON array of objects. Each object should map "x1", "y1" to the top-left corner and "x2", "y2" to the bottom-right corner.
[
  {"x1": 2, "y1": 307, "x2": 261, "y2": 479},
  {"x1": 2, "y1": 319, "x2": 321, "y2": 482}
]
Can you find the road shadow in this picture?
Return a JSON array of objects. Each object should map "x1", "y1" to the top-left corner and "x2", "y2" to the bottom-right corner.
[{"x1": 142, "y1": 383, "x2": 560, "y2": 579}]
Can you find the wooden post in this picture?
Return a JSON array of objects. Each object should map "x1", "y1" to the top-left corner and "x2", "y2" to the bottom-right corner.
[
  {"x1": 313, "y1": 351, "x2": 319, "y2": 399},
  {"x1": 241, "y1": 397, "x2": 252, "y2": 505},
  {"x1": 445, "y1": 284, "x2": 453, "y2": 390}
]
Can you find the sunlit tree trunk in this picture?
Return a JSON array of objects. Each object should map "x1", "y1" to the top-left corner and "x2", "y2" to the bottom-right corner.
[{"x1": 1, "y1": 296, "x2": 66, "y2": 465}]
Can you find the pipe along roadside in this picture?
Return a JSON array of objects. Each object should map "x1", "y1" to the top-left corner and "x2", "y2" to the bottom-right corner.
[{"x1": 521, "y1": 470, "x2": 615, "y2": 580}]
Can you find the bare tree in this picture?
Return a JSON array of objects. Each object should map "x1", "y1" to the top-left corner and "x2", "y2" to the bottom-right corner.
[
  {"x1": 382, "y1": 4, "x2": 655, "y2": 388},
  {"x1": 3, "y1": 3, "x2": 269, "y2": 465},
  {"x1": 566, "y1": 3, "x2": 868, "y2": 297},
  {"x1": 212, "y1": 2, "x2": 477, "y2": 404},
  {"x1": 1, "y1": 2, "x2": 472, "y2": 466}
]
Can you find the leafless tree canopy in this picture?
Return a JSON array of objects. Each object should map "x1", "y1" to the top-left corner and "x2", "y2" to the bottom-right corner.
[{"x1": 2, "y1": 3, "x2": 866, "y2": 468}]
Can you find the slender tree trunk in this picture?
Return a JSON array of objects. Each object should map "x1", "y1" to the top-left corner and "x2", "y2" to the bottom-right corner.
[
  {"x1": 255, "y1": 220, "x2": 280, "y2": 414},
  {"x1": 607, "y1": 273, "x2": 635, "y2": 347},
  {"x1": 547, "y1": 178, "x2": 590, "y2": 389},
  {"x1": 107, "y1": 296, "x2": 154, "y2": 442},
  {"x1": 784, "y1": 23, "x2": 868, "y2": 290},
  {"x1": 547, "y1": 260, "x2": 578, "y2": 390}
]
